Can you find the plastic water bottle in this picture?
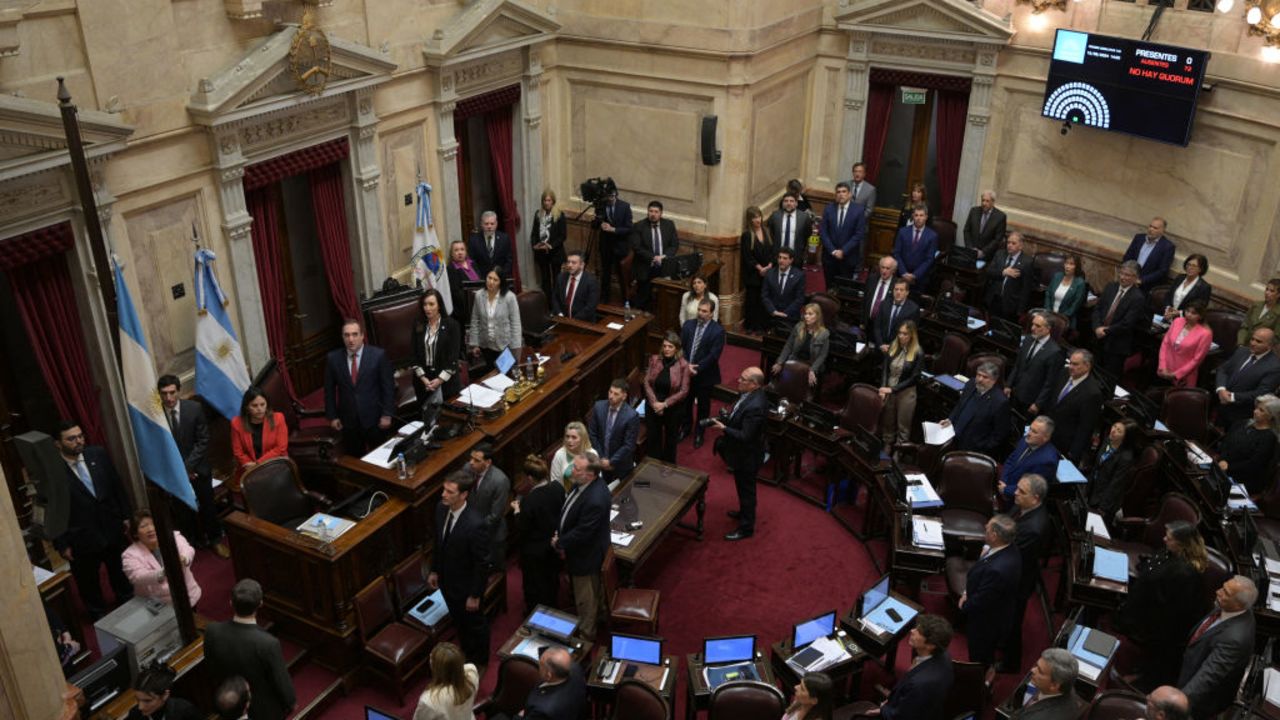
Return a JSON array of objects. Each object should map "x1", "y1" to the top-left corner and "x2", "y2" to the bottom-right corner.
[
  {"x1": 396, "y1": 453, "x2": 408, "y2": 481},
  {"x1": 623, "y1": 301, "x2": 633, "y2": 321}
]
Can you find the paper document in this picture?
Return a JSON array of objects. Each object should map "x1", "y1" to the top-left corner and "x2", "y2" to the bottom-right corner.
[
  {"x1": 1264, "y1": 555, "x2": 1280, "y2": 575},
  {"x1": 1152, "y1": 313, "x2": 1169, "y2": 327},
  {"x1": 1077, "y1": 660, "x2": 1102, "y2": 682},
  {"x1": 406, "y1": 589, "x2": 449, "y2": 627},
  {"x1": 1085, "y1": 512, "x2": 1111, "y2": 540},
  {"x1": 482, "y1": 373, "x2": 515, "y2": 391},
  {"x1": 1057, "y1": 458, "x2": 1087, "y2": 484},
  {"x1": 912, "y1": 516, "x2": 945, "y2": 549},
  {"x1": 804, "y1": 635, "x2": 851, "y2": 672},
  {"x1": 1113, "y1": 385, "x2": 1130, "y2": 398},
  {"x1": 1092, "y1": 547, "x2": 1128, "y2": 584},
  {"x1": 32, "y1": 565, "x2": 54, "y2": 585},
  {"x1": 1228, "y1": 483, "x2": 1257, "y2": 511},
  {"x1": 966, "y1": 317, "x2": 987, "y2": 331},
  {"x1": 297, "y1": 513, "x2": 356, "y2": 542},
  {"x1": 905, "y1": 474, "x2": 942, "y2": 509},
  {"x1": 536, "y1": 354, "x2": 551, "y2": 366},
  {"x1": 856, "y1": 342, "x2": 867, "y2": 354},
  {"x1": 922, "y1": 421, "x2": 955, "y2": 446},
  {"x1": 459, "y1": 383, "x2": 504, "y2": 408},
  {"x1": 606, "y1": 322, "x2": 625, "y2": 330},
  {"x1": 610, "y1": 531, "x2": 635, "y2": 547},
  {"x1": 610, "y1": 508, "x2": 619, "y2": 521},
  {"x1": 1264, "y1": 668, "x2": 1280, "y2": 707},
  {"x1": 1186, "y1": 441, "x2": 1213, "y2": 467},
  {"x1": 1154, "y1": 420, "x2": 1169, "y2": 432},
  {"x1": 398, "y1": 421, "x2": 424, "y2": 436},
  {"x1": 976, "y1": 260, "x2": 987, "y2": 270}
]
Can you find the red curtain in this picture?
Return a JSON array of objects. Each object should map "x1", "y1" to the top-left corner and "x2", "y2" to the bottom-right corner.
[
  {"x1": 308, "y1": 162, "x2": 361, "y2": 322},
  {"x1": 935, "y1": 89, "x2": 971, "y2": 221},
  {"x1": 245, "y1": 184, "x2": 299, "y2": 402},
  {"x1": 861, "y1": 82, "x2": 895, "y2": 184},
  {"x1": 0, "y1": 224, "x2": 105, "y2": 443},
  {"x1": 485, "y1": 107, "x2": 521, "y2": 291},
  {"x1": 244, "y1": 138, "x2": 349, "y2": 191}
]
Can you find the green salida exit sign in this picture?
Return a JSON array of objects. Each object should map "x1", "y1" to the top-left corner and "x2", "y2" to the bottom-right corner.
[{"x1": 901, "y1": 87, "x2": 927, "y2": 105}]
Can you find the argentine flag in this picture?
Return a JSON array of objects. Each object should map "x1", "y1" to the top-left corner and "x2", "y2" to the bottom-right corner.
[
  {"x1": 412, "y1": 181, "x2": 453, "y2": 314},
  {"x1": 113, "y1": 259, "x2": 198, "y2": 511},
  {"x1": 193, "y1": 249, "x2": 251, "y2": 420}
]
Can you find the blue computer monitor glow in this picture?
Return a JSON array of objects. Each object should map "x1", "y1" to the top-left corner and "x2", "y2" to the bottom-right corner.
[
  {"x1": 611, "y1": 633, "x2": 662, "y2": 665},
  {"x1": 703, "y1": 635, "x2": 755, "y2": 664},
  {"x1": 527, "y1": 609, "x2": 576, "y2": 639},
  {"x1": 792, "y1": 611, "x2": 836, "y2": 650},
  {"x1": 365, "y1": 707, "x2": 398, "y2": 720},
  {"x1": 495, "y1": 347, "x2": 516, "y2": 374},
  {"x1": 861, "y1": 575, "x2": 890, "y2": 617}
]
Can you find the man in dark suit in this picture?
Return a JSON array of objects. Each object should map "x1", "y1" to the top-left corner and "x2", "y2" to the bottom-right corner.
[
  {"x1": 872, "y1": 279, "x2": 920, "y2": 352},
  {"x1": 323, "y1": 319, "x2": 395, "y2": 455},
  {"x1": 204, "y1": 579, "x2": 295, "y2": 720},
  {"x1": 819, "y1": 182, "x2": 868, "y2": 287},
  {"x1": 762, "y1": 247, "x2": 805, "y2": 323},
  {"x1": 1005, "y1": 312, "x2": 1064, "y2": 416},
  {"x1": 1214, "y1": 328, "x2": 1280, "y2": 430},
  {"x1": 960, "y1": 514, "x2": 1022, "y2": 666},
  {"x1": 522, "y1": 647, "x2": 586, "y2": 720},
  {"x1": 1011, "y1": 648, "x2": 1085, "y2": 719},
  {"x1": 555, "y1": 455, "x2": 611, "y2": 638},
  {"x1": 893, "y1": 205, "x2": 938, "y2": 289},
  {"x1": 965, "y1": 190, "x2": 1009, "y2": 260},
  {"x1": 587, "y1": 379, "x2": 640, "y2": 482},
  {"x1": 768, "y1": 192, "x2": 814, "y2": 257},
  {"x1": 1121, "y1": 217, "x2": 1176, "y2": 289},
  {"x1": 711, "y1": 367, "x2": 768, "y2": 541},
  {"x1": 850, "y1": 613, "x2": 954, "y2": 719},
  {"x1": 999, "y1": 417, "x2": 1059, "y2": 503},
  {"x1": 1003, "y1": 474, "x2": 1052, "y2": 671},
  {"x1": 984, "y1": 231, "x2": 1034, "y2": 321},
  {"x1": 863, "y1": 256, "x2": 898, "y2": 330},
  {"x1": 428, "y1": 471, "x2": 491, "y2": 665},
  {"x1": 681, "y1": 299, "x2": 724, "y2": 449},
  {"x1": 595, "y1": 190, "x2": 633, "y2": 303},
  {"x1": 846, "y1": 161, "x2": 878, "y2": 212},
  {"x1": 1178, "y1": 576, "x2": 1258, "y2": 719},
  {"x1": 551, "y1": 251, "x2": 600, "y2": 322},
  {"x1": 630, "y1": 200, "x2": 679, "y2": 310},
  {"x1": 1092, "y1": 261, "x2": 1148, "y2": 379},
  {"x1": 466, "y1": 442, "x2": 510, "y2": 570},
  {"x1": 50, "y1": 421, "x2": 132, "y2": 618},
  {"x1": 942, "y1": 361, "x2": 1010, "y2": 457},
  {"x1": 1042, "y1": 349, "x2": 1104, "y2": 464},
  {"x1": 466, "y1": 210, "x2": 512, "y2": 279},
  {"x1": 158, "y1": 374, "x2": 223, "y2": 554}
]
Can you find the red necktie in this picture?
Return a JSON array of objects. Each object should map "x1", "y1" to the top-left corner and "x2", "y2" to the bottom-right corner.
[
  {"x1": 913, "y1": 229, "x2": 921, "y2": 247},
  {"x1": 350, "y1": 353, "x2": 359, "y2": 385},
  {"x1": 871, "y1": 281, "x2": 886, "y2": 319},
  {"x1": 566, "y1": 274, "x2": 577, "y2": 315},
  {"x1": 1190, "y1": 611, "x2": 1220, "y2": 644}
]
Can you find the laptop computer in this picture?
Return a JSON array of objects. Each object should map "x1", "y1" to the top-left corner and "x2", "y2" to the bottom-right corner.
[
  {"x1": 365, "y1": 707, "x2": 398, "y2": 720},
  {"x1": 858, "y1": 575, "x2": 918, "y2": 634},
  {"x1": 612, "y1": 633, "x2": 663, "y2": 666},
  {"x1": 702, "y1": 635, "x2": 759, "y2": 689},
  {"x1": 524, "y1": 605, "x2": 579, "y2": 644},
  {"x1": 786, "y1": 610, "x2": 837, "y2": 673}
]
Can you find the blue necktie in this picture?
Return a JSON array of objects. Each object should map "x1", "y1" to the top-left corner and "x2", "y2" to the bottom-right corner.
[{"x1": 74, "y1": 461, "x2": 95, "y2": 498}]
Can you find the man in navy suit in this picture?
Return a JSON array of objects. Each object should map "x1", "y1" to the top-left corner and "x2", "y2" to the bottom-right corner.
[
  {"x1": 551, "y1": 251, "x2": 600, "y2": 322},
  {"x1": 522, "y1": 647, "x2": 587, "y2": 720},
  {"x1": 466, "y1": 210, "x2": 512, "y2": 279},
  {"x1": 554, "y1": 455, "x2": 612, "y2": 639},
  {"x1": 681, "y1": 299, "x2": 724, "y2": 449},
  {"x1": 1121, "y1": 217, "x2": 1176, "y2": 289},
  {"x1": 50, "y1": 421, "x2": 132, "y2": 618},
  {"x1": 762, "y1": 247, "x2": 805, "y2": 323},
  {"x1": 1005, "y1": 312, "x2": 1064, "y2": 416},
  {"x1": 960, "y1": 515, "x2": 1022, "y2": 667},
  {"x1": 1214, "y1": 328, "x2": 1280, "y2": 430},
  {"x1": 323, "y1": 319, "x2": 395, "y2": 455},
  {"x1": 1003, "y1": 474, "x2": 1052, "y2": 671},
  {"x1": 848, "y1": 614, "x2": 954, "y2": 719},
  {"x1": 1042, "y1": 350, "x2": 1104, "y2": 464},
  {"x1": 595, "y1": 191, "x2": 633, "y2": 303},
  {"x1": 819, "y1": 182, "x2": 868, "y2": 287},
  {"x1": 1178, "y1": 576, "x2": 1257, "y2": 718},
  {"x1": 1092, "y1": 261, "x2": 1149, "y2": 379},
  {"x1": 984, "y1": 232, "x2": 1034, "y2": 321},
  {"x1": 587, "y1": 379, "x2": 640, "y2": 481},
  {"x1": 872, "y1": 279, "x2": 920, "y2": 352},
  {"x1": 941, "y1": 361, "x2": 1010, "y2": 457},
  {"x1": 711, "y1": 367, "x2": 768, "y2": 541},
  {"x1": 629, "y1": 200, "x2": 679, "y2": 310},
  {"x1": 158, "y1": 374, "x2": 223, "y2": 554},
  {"x1": 999, "y1": 417, "x2": 1059, "y2": 503},
  {"x1": 893, "y1": 205, "x2": 938, "y2": 289},
  {"x1": 428, "y1": 471, "x2": 490, "y2": 666}
]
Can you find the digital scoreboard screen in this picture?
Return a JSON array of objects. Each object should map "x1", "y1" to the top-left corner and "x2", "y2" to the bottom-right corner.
[{"x1": 1041, "y1": 30, "x2": 1210, "y2": 146}]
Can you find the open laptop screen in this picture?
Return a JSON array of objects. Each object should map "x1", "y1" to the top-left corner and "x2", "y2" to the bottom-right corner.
[
  {"x1": 793, "y1": 610, "x2": 836, "y2": 650},
  {"x1": 703, "y1": 635, "x2": 755, "y2": 664},
  {"x1": 860, "y1": 575, "x2": 890, "y2": 617},
  {"x1": 611, "y1": 633, "x2": 662, "y2": 665}
]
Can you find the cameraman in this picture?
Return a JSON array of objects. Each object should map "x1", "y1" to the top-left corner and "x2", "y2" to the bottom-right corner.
[
  {"x1": 594, "y1": 189, "x2": 632, "y2": 304},
  {"x1": 710, "y1": 367, "x2": 767, "y2": 541}
]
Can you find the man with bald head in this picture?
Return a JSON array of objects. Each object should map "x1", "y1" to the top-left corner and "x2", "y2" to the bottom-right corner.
[
  {"x1": 1146, "y1": 686, "x2": 1190, "y2": 720},
  {"x1": 711, "y1": 367, "x2": 768, "y2": 541},
  {"x1": 1178, "y1": 576, "x2": 1257, "y2": 718},
  {"x1": 1214, "y1": 327, "x2": 1280, "y2": 430},
  {"x1": 964, "y1": 190, "x2": 1008, "y2": 260},
  {"x1": 520, "y1": 646, "x2": 586, "y2": 720}
]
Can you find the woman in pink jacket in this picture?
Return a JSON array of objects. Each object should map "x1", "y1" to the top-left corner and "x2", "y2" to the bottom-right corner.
[
  {"x1": 643, "y1": 332, "x2": 691, "y2": 464},
  {"x1": 121, "y1": 510, "x2": 202, "y2": 607},
  {"x1": 1158, "y1": 300, "x2": 1213, "y2": 388}
]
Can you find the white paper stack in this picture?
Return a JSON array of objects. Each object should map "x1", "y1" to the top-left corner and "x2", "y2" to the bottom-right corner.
[
  {"x1": 1085, "y1": 512, "x2": 1111, "y2": 540},
  {"x1": 362, "y1": 435, "x2": 402, "y2": 468},
  {"x1": 922, "y1": 421, "x2": 955, "y2": 446},
  {"x1": 1228, "y1": 483, "x2": 1257, "y2": 511},
  {"x1": 482, "y1": 374, "x2": 515, "y2": 391},
  {"x1": 1186, "y1": 441, "x2": 1213, "y2": 467},
  {"x1": 610, "y1": 531, "x2": 635, "y2": 547},
  {"x1": 805, "y1": 636, "x2": 851, "y2": 671},
  {"x1": 1264, "y1": 668, "x2": 1280, "y2": 708},
  {"x1": 912, "y1": 516, "x2": 944, "y2": 549},
  {"x1": 459, "y1": 383, "x2": 504, "y2": 408}
]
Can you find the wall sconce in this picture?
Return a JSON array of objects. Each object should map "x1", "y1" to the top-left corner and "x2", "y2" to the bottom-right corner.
[{"x1": 1217, "y1": 0, "x2": 1280, "y2": 52}]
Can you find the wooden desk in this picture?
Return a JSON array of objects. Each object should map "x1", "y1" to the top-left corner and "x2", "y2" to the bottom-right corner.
[
  {"x1": 611, "y1": 459, "x2": 708, "y2": 584},
  {"x1": 684, "y1": 653, "x2": 776, "y2": 720},
  {"x1": 586, "y1": 650, "x2": 678, "y2": 718},
  {"x1": 769, "y1": 635, "x2": 867, "y2": 704},
  {"x1": 890, "y1": 512, "x2": 946, "y2": 584},
  {"x1": 1063, "y1": 540, "x2": 1128, "y2": 614},
  {"x1": 840, "y1": 591, "x2": 925, "y2": 663},
  {"x1": 495, "y1": 626, "x2": 593, "y2": 665}
]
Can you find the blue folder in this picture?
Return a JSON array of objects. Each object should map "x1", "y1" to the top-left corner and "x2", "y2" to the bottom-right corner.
[
  {"x1": 1057, "y1": 458, "x2": 1087, "y2": 484},
  {"x1": 1067, "y1": 625, "x2": 1115, "y2": 669},
  {"x1": 935, "y1": 375, "x2": 966, "y2": 392},
  {"x1": 1092, "y1": 548, "x2": 1128, "y2": 583},
  {"x1": 907, "y1": 485, "x2": 944, "y2": 509}
]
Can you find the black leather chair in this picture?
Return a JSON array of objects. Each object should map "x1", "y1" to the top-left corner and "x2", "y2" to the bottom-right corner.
[
  {"x1": 937, "y1": 451, "x2": 999, "y2": 546},
  {"x1": 517, "y1": 289, "x2": 554, "y2": 343},
  {"x1": 362, "y1": 284, "x2": 425, "y2": 418},
  {"x1": 708, "y1": 680, "x2": 786, "y2": 720},
  {"x1": 929, "y1": 332, "x2": 972, "y2": 377},
  {"x1": 612, "y1": 678, "x2": 669, "y2": 720},
  {"x1": 240, "y1": 457, "x2": 331, "y2": 528},
  {"x1": 475, "y1": 655, "x2": 541, "y2": 719}
]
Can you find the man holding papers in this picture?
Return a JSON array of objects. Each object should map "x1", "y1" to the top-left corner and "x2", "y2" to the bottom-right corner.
[
  {"x1": 940, "y1": 362, "x2": 1009, "y2": 456},
  {"x1": 1004, "y1": 475, "x2": 1051, "y2": 670},
  {"x1": 999, "y1": 417, "x2": 1059, "y2": 503},
  {"x1": 959, "y1": 515, "x2": 1021, "y2": 667}
]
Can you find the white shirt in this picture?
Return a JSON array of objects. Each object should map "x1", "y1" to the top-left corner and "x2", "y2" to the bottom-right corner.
[
  {"x1": 1170, "y1": 276, "x2": 1199, "y2": 311},
  {"x1": 1052, "y1": 280, "x2": 1070, "y2": 311}
]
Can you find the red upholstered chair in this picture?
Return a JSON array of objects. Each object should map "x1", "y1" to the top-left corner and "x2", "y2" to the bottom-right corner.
[
  {"x1": 1255, "y1": 470, "x2": 1280, "y2": 543},
  {"x1": 771, "y1": 360, "x2": 812, "y2": 406},
  {"x1": 1160, "y1": 388, "x2": 1215, "y2": 446},
  {"x1": 618, "y1": 249, "x2": 637, "y2": 303},
  {"x1": 928, "y1": 332, "x2": 972, "y2": 377},
  {"x1": 1203, "y1": 545, "x2": 1235, "y2": 607},
  {"x1": 475, "y1": 655, "x2": 541, "y2": 719},
  {"x1": 1082, "y1": 690, "x2": 1148, "y2": 720},
  {"x1": 390, "y1": 551, "x2": 440, "y2": 634},
  {"x1": 931, "y1": 218, "x2": 958, "y2": 255},
  {"x1": 602, "y1": 547, "x2": 659, "y2": 635},
  {"x1": 838, "y1": 383, "x2": 883, "y2": 436},
  {"x1": 1112, "y1": 492, "x2": 1201, "y2": 557},
  {"x1": 1145, "y1": 285, "x2": 1171, "y2": 315},
  {"x1": 612, "y1": 678, "x2": 669, "y2": 720},
  {"x1": 353, "y1": 576, "x2": 431, "y2": 704},
  {"x1": 362, "y1": 284, "x2": 425, "y2": 418},
  {"x1": 240, "y1": 457, "x2": 331, "y2": 528},
  {"x1": 936, "y1": 451, "x2": 999, "y2": 546},
  {"x1": 1205, "y1": 309, "x2": 1245, "y2": 357},
  {"x1": 708, "y1": 680, "x2": 786, "y2": 720},
  {"x1": 1031, "y1": 251, "x2": 1066, "y2": 294},
  {"x1": 1119, "y1": 446, "x2": 1162, "y2": 519}
]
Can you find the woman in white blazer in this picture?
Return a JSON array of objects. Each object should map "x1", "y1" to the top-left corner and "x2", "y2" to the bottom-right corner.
[
  {"x1": 413, "y1": 642, "x2": 478, "y2": 720},
  {"x1": 468, "y1": 267, "x2": 523, "y2": 371}
]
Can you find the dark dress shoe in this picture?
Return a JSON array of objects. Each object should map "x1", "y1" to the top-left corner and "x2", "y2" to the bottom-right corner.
[
  {"x1": 727, "y1": 510, "x2": 741, "y2": 520},
  {"x1": 693, "y1": 434, "x2": 704, "y2": 449},
  {"x1": 724, "y1": 530, "x2": 753, "y2": 541}
]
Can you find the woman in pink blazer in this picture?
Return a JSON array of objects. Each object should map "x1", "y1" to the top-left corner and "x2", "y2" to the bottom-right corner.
[
  {"x1": 121, "y1": 510, "x2": 202, "y2": 607},
  {"x1": 1158, "y1": 300, "x2": 1213, "y2": 387},
  {"x1": 643, "y1": 332, "x2": 691, "y2": 464}
]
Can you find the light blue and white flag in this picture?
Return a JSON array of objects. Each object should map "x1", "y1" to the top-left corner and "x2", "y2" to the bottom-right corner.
[
  {"x1": 113, "y1": 258, "x2": 198, "y2": 510},
  {"x1": 193, "y1": 248, "x2": 251, "y2": 420},
  {"x1": 412, "y1": 181, "x2": 453, "y2": 314}
]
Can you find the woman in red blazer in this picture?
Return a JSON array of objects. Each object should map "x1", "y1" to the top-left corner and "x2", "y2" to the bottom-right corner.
[
  {"x1": 229, "y1": 386, "x2": 289, "y2": 488},
  {"x1": 643, "y1": 332, "x2": 691, "y2": 464},
  {"x1": 1158, "y1": 300, "x2": 1214, "y2": 388}
]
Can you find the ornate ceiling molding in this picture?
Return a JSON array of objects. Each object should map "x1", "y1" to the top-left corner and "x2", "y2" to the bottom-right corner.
[
  {"x1": 422, "y1": 0, "x2": 560, "y2": 66},
  {"x1": 835, "y1": 0, "x2": 1014, "y2": 47}
]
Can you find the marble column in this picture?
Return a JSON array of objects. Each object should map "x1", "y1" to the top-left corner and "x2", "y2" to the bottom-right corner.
[
  {"x1": 839, "y1": 33, "x2": 871, "y2": 179},
  {"x1": 347, "y1": 88, "x2": 388, "y2": 296},
  {"x1": 952, "y1": 52, "x2": 998, "y2": 227},
  {"x1": 520, "y1": 47, "x2": 546, "y2": 290},
  {"x1": 436, "y1": 70, "x2": 461, "y2": 254},
  {"x1": 210, "y1": 127, "x2": 271, "y2": 374}
]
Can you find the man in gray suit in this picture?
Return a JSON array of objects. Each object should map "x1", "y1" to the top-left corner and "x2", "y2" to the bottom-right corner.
[
  {"x1": 1011, "y1": 648, "x2": 1084, "y2": 719},
  {"x1": 467, "y1": 442, "x2": 510, "y2": 570},
  {"x1": 1214, "y1": 328, "x2": 1280, "y2": 430},
  {"x1": 845, "y1": 161, "x2": 877, "y2": 211},
  {"x1": 1178, "y1": 576, "x2": 1257, "y2": 719},
  {"x1": 964, "y1": 190, "x2": 1009, "y2": 260},
  {"x1": 204, "y1": 580, "x2": 295, "y2": 720},
  {"x1": 767, "y1": 192, "x2": 815, "y2": 257}
]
